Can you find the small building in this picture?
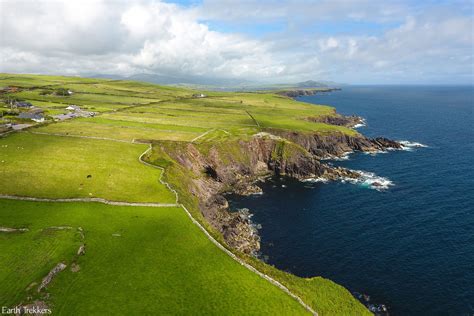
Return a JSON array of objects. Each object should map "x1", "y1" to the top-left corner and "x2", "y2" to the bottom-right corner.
[
  {"x1": 18, "y1": 108, "x2": 44, "y2": 123},
  {"x1": 192, "y1": 93, "x2": 207, "y2": 98},
  {"x1": 15, "y1": 101, "x2": 33, "y2": 108},
  {"x1": 66, "y1": 105, "x2": 80, "y2": 111},
  {"x1": 18, "y1": 112, "x2": 44, "y2": 122}
]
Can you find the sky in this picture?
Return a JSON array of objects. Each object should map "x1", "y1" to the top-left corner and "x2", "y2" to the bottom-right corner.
[{"x1": 0, "y1": 0, "x2": 473, "y2": 84}]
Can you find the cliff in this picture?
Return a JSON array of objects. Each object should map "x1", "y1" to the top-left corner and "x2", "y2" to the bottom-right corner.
[
  {"x1": 146, "y1": 126, "x2": 402, "y2": 255},
  {"x1": 277, "y1": 88, "x2": 341, "y2": 98}
]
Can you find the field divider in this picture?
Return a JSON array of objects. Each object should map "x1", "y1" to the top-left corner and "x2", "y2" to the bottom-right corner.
[
  {"x1": 138, "y1": 145, "x2": 318, "y2": 316},
  {"x1": 26, "y1": 131, "x2": 132, "y2": 143},
  {"x1": 191, "y1": 128, "x2": 216, "y2": 143},
  {"x1": 0, "y1": 195, "x2": 179, "y2": 207},
  {"x1": 245, "y1": 110, "x2": 260, "y2": 127}
]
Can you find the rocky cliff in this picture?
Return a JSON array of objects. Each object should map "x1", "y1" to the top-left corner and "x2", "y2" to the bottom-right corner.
[
  {"x1": 277, "y1": 88, "x2": 341, "y2": 98},
  {"x1": 150, "y1": 125, "x2": 403, "y2": 255}
]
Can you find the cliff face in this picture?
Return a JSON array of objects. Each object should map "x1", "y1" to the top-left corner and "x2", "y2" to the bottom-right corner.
[
  {"x1": 266, "y1": 128, "x2": 402, "y2": 158},
  {"x1": 306, "y1": 114, "x2": 364, "y2": 128},
  {"x1": 152, "y1": 128, "x2": 402, "y2": 255}
]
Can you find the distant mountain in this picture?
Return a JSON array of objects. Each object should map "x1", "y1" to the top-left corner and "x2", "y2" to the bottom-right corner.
[
  {"x1": 90, "y1": 73, "x2": 252, "y2": 88},
  {"x1": 89, "y1": 73, "x2": 343, "y2": 91},
  {"x1": 296, "y1": 80, "x2": 347, "y2": 88}
]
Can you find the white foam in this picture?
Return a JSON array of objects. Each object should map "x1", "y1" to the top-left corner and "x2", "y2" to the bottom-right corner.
[
  {"x1": 364, "y1": 150, "x2": 388, "y2": 156},
  {"x1": 399, "y1": 140, "x2": 428, "y2": 151},
  {"x1": 352, "y1": 118, "x2": 366, "y2": 129},
  {"x1": 344, "y1": 170, "x2": 394, "y2": 191},
  {"x1": 302, "y1": 177, "x2": 329, "y2": 183},
  {"x1": 321, "y1": 152, "x2": 352, "y2": 161}
]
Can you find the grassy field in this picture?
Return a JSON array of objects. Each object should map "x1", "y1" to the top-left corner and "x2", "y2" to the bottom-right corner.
[
  {"x1": 0, "y1": 199, "x2": 308, "y2": 315},
  {"x1": 0, "y1": 133, "x2": 175, "y2": 203},
  {"x1": 0, "y1": 73, "x2": 368, "y2": 315}
]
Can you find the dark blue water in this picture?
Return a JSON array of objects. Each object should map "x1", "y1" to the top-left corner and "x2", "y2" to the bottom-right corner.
[{"x1": 229, "y1": 86, "x2": 474, "y2": 315}]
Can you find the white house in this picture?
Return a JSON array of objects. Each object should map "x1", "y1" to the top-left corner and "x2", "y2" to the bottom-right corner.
[{"x1": 66, "y1": 105, "x2": 80, "y2": 111}]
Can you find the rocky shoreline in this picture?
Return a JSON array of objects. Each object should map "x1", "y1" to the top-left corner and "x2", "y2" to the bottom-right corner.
[
  {"x1": 154, "y1": 119, "x2": 405, "y2": 255},
  {"x1": 277, "y1": 88, "x2": 341, "y2": 98}
]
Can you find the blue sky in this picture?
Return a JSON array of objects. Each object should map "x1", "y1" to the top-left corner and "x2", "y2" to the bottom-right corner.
[{"x1": 1, "y1": 0, "x2": 473, "y2": 84}]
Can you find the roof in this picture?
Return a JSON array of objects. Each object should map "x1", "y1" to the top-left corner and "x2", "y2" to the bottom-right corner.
[
  {"x1": 18, "y1": 112, "x2": 43, "y2": 119},
  {"x1": 15, "y1": 101, "x2": 33, "y2": 107}
]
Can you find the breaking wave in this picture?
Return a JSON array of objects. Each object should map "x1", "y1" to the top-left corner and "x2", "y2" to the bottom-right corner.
[
  {"x1": 342, "y1": 170, "x2": 394, "y2": 191},
  {"x1": 302, "y1": 177, "x2": 329, "y2": 183},
  {"x1": 399, "y1": 140, "x2": 429, "y2": 151},
  {"x1": 321, "y1": 152, "x2": 353, "y2": 161}
]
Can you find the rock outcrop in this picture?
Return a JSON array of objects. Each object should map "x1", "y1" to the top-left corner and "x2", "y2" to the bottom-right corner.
[
  {"x1": 306, "y1": 114, "x2": 364, "y2": 128},
  {"x1": 277, "y1": 88, "x2": 340, "y2": 98},
  {"x1": 37, "y1": 262, "x2": 67, "y2": 292},
  {"x1": 266, "y1": 129, "x2": 402, "y2": 158}
]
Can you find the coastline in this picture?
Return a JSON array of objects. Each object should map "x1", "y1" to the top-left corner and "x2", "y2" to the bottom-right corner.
[{"x1": 143, "y1": 97, "x2": 409, "y2": 314}]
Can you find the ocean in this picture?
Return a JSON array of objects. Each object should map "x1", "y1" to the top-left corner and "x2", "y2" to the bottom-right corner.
[{"x1": 228, "y1": 86, "x2": 474, "y2": 315}]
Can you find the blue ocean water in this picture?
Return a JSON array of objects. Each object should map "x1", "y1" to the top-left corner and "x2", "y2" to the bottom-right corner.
[{"x1": 229, "y1": 86, "x2": 474, "y2": 315}]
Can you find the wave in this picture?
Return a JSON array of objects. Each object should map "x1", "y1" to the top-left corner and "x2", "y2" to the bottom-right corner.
[
  {"x1": 302, "y1": 177, "x2": 329, "y2": 183},
  {"x1": 399, "y1": 140, "x2": 429, "y2": 151},
  {"x1": 363, "y1": 150, "x2": 389, "y2": 156},
  {"x1": 303, "y1": 170, "x2": 393, "y2": 191},
  {"x1": 342, "y1": 170, "x2": 394, "y2": 191},
  {"x1": 321, "y1": 152, "x2": 353, "y2": 161},
  {"x1": 353, "y1": 118, "x2": 367, "y2": 129}
]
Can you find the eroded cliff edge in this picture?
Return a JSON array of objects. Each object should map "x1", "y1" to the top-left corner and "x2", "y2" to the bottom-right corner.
[{"x1": 144, "y1": 125, "x2": 402, "y2": 255}]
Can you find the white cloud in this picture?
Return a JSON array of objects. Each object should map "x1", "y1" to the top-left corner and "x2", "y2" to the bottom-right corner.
[{"x1": 0, "y1": 0, "x2": 472, "y2": 84}]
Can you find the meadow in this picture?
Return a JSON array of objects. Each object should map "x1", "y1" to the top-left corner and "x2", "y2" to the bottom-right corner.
[
  {"x1": 0, "y1": 200, "x2": 308, "y2": 315},
  {"x1": 0, "y1": 73, "x2": 368, "y2": 315},
  {"x1": 0, "y1": 133, "x2": 175, "y2": 203}
]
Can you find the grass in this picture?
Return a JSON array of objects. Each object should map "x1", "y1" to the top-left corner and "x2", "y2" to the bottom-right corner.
[
  {"x1": 0, "y1": 73, "x2": 368, "y2": 314},
  {"x1": 0, "y1": 199, "x2": 309, "y2": 315},
  {"x1": 0, "y1": 133, "x2": 175, "y2": 203}
]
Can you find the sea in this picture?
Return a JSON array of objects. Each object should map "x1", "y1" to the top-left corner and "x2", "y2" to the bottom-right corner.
[{"x1": 228, "y1": 86, "x2": 474, "y2": 315}]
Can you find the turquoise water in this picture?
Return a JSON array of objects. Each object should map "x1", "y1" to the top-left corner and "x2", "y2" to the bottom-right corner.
[{"x1": 229, "y1": 86, "x2": 474, "y2": 315}]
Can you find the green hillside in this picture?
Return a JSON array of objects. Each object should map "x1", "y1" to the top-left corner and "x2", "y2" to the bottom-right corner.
[{"x1": 0, "y1": 74, "x2": 369, "y2": 315}]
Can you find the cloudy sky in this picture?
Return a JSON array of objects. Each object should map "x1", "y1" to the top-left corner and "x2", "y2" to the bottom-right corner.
[{"x1": 0, "y1": 0, "x2": 473, "y2": 84}]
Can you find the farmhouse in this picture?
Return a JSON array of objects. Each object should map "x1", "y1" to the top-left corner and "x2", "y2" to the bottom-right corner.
[
  {"x1": 192, "y1": 93, "x2": 207, "y2": 98},
  {"x1": 18, "y1": 108, "x2": 44, "y2": 122},
  {"x1": 66, "y1": 105, "x2": 80, "y2": 111}
]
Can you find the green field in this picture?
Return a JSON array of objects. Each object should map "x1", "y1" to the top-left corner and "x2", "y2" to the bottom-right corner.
[
  {"x1": 0, "y1": 74, "x2": 369, "y2": 315},
  {"x1": 0, "y1": 200, "x2": 308, "y2": 315},
  {"x1": 0, "y1": 133, "x2": 175, "y2": 203}
]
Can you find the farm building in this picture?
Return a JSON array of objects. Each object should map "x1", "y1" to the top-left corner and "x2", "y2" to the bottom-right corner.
[
  {"x1": 18, "y1": 108, "x2": 44, "y2": 122},
  {"x1": 66, "y1": 105, "x2": 80, "y2": 111}
]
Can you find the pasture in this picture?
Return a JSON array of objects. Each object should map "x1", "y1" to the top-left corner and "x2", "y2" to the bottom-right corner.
[
  {"x1": 0, "y1": 200, "x2": 308, "y2": 315},
  {"x1": 0, "y1": 133, "x2": 175, "y2": 203}
]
